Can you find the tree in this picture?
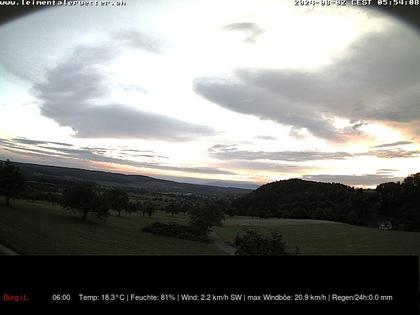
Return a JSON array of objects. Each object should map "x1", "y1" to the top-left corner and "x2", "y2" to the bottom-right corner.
[
  {"x1": 165, "y1": 201, "x2": 181, "y2": 217},
  {"x1": 62, "y1": 183, "x2": 109, "y2": 221},
  {"x1": 105, "y1": 188, "x2": 129, "y2": 217},
  {"x1": 142, "y1": 201, "x2": 155, "y2": 218},
  {"x1": 187, "y1": 201, "x2": 225, "y2": 235},
  {"x1": 235, "y1": 229, "x2": 289, "y2": 256},
  {"x1": 0, "y1": 159, "x2": 25, "y2": 207},
  {"x1": 127, "y1": 200, "x2": 141, "y2": 214}
]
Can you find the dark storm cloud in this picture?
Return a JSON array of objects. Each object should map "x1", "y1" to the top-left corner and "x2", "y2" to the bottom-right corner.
[
  {"x1": 194, "y1": 24, "x2": 420, "y2": 141},
  {"x1": 222, "y1": 22, "x2": 264, "y2": 43},
  {"x1": 371, "y1": 141, "x2": 413, "y2": 148},
  {"x1": 302, "y1": 174, "x2": 403, "y2": 187},
  {"x1": 0, "y1": 138, "x2": 233, "y2": 175},
  {"x1": 33, "y1": 33, "x2": 214, "y2": 141}
]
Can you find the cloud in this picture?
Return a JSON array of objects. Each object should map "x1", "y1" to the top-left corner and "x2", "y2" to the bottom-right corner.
[
  {"x1": 222, "y1": 22, "x2": 264, "y2": 43},
  {"x1": 364, "y1": 149, "x2": 419, "y2": 159},
  {"x1": 115, "y1": 30, "x2": 163, "y2": 54},
  {"x1": 193, "y1": 77, "x2": 358, "y2": 142},
  {"x1": 302, "y1": 174, "x2": 403, "y2": 187},
  {"x1": 371, "y1": 141, "x2": 413, "y2": 148},
  {"x1": 194, "y1": 23, "x2": 420, "y2": 141},
  {"x1": 255, "y1": 135, "x2": 277, "y2": 141},
  {"x1": 209, "y1": 144, "x2": 420, "y2": 161},
  {"x1": 351, "y1": 121, "x2": 368, "y2": 130},
  {"x1": 375, "y1": 168, "x2": 399, "y2": 175},
  {"x1": 13, "y1": 138, "x2": 73, "y2": 147},
  {"x1": 149, "y1": 165, "x2": 234, "y2": 175},
  {"x1": 0, "y1": 138, "x2": 233, "y2": 176},
  {"x1": 33, "y1": 32, "x2": 214, "y2": 141},
  {"x1": 209, "y1": 144, "x2": 352, "y2": 162},
  {"x1": 220, "y1": 160, "x2": 316, "y2": 173}
]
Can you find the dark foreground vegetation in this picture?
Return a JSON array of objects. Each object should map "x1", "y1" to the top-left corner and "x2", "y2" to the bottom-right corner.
[
  {"x1": 142, "y1": 223, "x2": 210, "y2": 242},
  {"x1": 0, "y1": 160, "x2": 25, "y2": 207},
  {"x1": 143, "y1": 201, "x2": 225, "y2": 242},
  {"x1": 234, "y1": 229, "x2": 296, "y2": 256}
]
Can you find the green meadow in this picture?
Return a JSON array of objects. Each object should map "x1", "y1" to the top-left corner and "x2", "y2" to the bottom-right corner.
[
  {"x1": 0, "y1": 199, "x2": 223, "y2": 255},
  {"x1": 0, "y1": 199, "x2": 419, "y2": 257},
  {"x1": 215, "y1": 216, "x2": 420, "y2": 255}
]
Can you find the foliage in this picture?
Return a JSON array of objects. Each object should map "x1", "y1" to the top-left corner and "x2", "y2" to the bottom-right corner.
[
  {"x1": 164, "y1": 200, "x2": 192, "y2": 216},
  {"x1": 187, "y1": 201, "x2": 225, "y2": 235},
  {"x1": 104, "y1": 187, "x2": 129, "y2": 217},
  {"x1": 230, "y1": 179, "x2": 379, "y2": 227},
  {"x1": 376, "y1": 172, "x2": 420, "y2": 230},
  {"x1": 0, "y1": 159, "x2": 25, "y2": 206},
  {"x1": 62, "y1": 183, "x2": 109, "y2": 220},
  {"x1": 127, "y1": 200, "x2": 142, "y2": 214},
  {"x1": 142, "y1": 222, "x2": 210, "y2": 242},
  {"x1": 142, "y1": 201, "x2": 155, "y2": 218},
  {"x1": 234, "y1": 229, "x2": 290, "y2": 256},
  {"x1": 164, "y1": 201, "x2": 182, "y2": 216}
]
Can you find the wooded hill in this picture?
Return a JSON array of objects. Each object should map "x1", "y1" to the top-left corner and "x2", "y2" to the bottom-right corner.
[{"x1": 229, "y1": 175, "x2": 420, "y2": 231}]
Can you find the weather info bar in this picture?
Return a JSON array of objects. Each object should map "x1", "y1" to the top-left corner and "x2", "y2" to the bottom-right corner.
[{"x1": 0, "y1": 256, "x2": 418, "y2": 313}]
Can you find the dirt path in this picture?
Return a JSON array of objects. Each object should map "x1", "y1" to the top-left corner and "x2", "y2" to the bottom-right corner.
[
  {"x1": 0, "y1": 243, "x2": 19, "y2": 255},
  {"x1": 209, "y1": 231, "x2": 236, "y2": 255}
]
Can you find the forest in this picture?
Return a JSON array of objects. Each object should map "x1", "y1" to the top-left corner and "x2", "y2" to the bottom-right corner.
[{"x1": 229, "y1": 174, "x2": 420, "y2": 231}]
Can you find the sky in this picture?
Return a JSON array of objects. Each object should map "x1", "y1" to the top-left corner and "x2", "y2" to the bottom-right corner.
[{"x1": 0, "y1": 0, "x2": 419, "y2": 188}]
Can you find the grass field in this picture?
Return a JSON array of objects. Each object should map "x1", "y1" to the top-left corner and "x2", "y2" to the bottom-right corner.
[
  {"x1": 0, "y1": 199, "x2": 224, "y2": 255},
  {"x1": 0, "y1": 199, "x2": 419, "y2": 257},
  {"x1": 215, "y1": 216, "x2": 420, "y2": 255}
]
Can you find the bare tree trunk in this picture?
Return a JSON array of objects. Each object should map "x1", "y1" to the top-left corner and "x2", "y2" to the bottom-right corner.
[
  {"x1": 81, "y1": 210, "x2": 88, "y2": 220},
  {"x1": 6, "y1": 196, "x2": 10, "y2": 207}
]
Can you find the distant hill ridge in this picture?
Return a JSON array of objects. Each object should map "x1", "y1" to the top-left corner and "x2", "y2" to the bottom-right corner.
[{"x1": 12, "y1": 161, "x2": 251, "y2": 196}]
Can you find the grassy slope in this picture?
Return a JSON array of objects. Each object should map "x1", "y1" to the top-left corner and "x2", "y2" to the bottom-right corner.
[
  {"x1": 0, "y1": 199, "x2": 224, "y2": 255},
  {"x1": 215, "y1": 216, "x2": 420, "y2": 255},
  {"x1": 1, "y1": 199, "x2": 419, "y2": 256}
]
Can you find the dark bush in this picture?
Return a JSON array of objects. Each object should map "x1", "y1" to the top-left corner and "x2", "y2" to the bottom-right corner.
[
  {"x1": 142, "y1": 222, "x2": 210, "y2": 242},
  {"x1": 235, "y1": 229, "x2": 294, "y2": 256}
]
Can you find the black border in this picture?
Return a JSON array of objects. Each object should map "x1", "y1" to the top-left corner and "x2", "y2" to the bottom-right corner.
[{"x1": 0, "y1": 255, "x2": 418, "y2": 313}]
